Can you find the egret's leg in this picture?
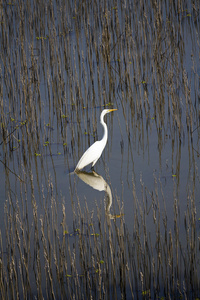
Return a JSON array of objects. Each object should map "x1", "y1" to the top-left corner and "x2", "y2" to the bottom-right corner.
[{"x1": 92, "y1": 158, "x2": 99, "y2": 169}]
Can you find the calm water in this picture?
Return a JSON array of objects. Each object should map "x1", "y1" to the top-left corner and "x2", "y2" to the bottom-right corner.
[{"x1": 0, "y1": 0, "x2": 200, "y2": 298}]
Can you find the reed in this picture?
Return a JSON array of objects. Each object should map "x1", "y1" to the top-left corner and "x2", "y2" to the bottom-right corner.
[{"x1": 0, "y1": 170, "x2": 199, "y2": 298}]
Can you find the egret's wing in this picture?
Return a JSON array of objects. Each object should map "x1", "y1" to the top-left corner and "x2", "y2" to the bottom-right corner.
[{"x1": 75, "y1": 141, "x2": 102, "y2": 170}]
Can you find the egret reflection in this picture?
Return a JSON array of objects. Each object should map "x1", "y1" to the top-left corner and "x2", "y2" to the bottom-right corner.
[{"x1": 75, "y1": 170, "x2": 122, "y2": 219}]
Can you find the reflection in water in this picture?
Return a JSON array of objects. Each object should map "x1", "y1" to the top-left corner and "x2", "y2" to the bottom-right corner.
[{"x1": 75, "y1": 170, "x2": 121, "y2": 219}]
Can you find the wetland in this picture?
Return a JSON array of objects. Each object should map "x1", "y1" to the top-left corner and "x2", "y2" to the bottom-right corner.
[{"x1": 0, "y1": 0, "x2": 200, "y2": 299}]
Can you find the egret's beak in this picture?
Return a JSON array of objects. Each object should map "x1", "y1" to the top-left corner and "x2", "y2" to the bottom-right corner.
[{"x1": 108, "y1": 108, "x2": 118, "y2": 112}]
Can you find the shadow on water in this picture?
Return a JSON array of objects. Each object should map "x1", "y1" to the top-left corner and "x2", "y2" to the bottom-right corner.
[{"x1": 0, "y1": 0, "x2": 200, "y2": 299}]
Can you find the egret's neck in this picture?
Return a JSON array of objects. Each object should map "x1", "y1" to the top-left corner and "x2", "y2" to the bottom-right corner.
[{"x1": 100, "y1": 114, "x2": 108, "y2": 146}]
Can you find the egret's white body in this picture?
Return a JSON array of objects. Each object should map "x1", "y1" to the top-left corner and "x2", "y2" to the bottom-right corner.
[{"x1": 75, "y1": 109, "x2": 117, "y2": 171}]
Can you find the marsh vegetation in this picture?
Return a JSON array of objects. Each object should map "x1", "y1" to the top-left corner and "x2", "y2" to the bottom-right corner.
[{"x1": 0, "y1": 0, "x2": 200, "y2": 298}]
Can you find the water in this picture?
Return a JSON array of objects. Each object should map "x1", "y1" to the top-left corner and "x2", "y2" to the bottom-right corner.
[{"x1": 0, "y1": 0, "x2": 200, "y2": 298}]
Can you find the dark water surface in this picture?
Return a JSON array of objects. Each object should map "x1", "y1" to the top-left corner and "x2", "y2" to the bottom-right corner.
[{"x1": 0, "y1": 0, "x2": 200, "y2": 298}]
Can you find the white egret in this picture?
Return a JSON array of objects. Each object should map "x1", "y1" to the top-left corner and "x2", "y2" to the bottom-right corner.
[{"x1": 75, "y1": 109, "x2": 117, "y2": 171}]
